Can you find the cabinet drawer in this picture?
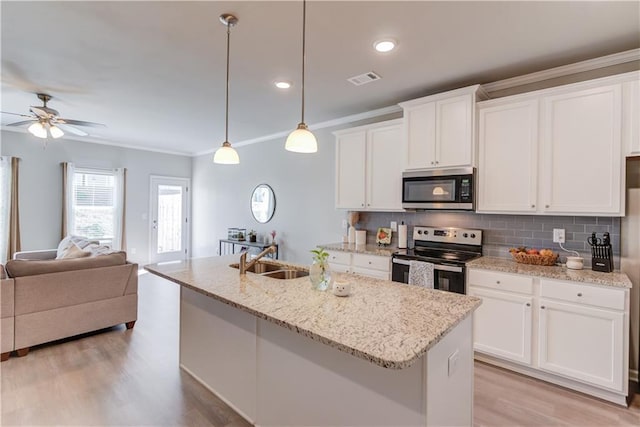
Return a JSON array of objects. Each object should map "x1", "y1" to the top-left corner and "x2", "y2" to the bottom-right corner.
[
  {"x1": 326, "y1": 251, "x2": 351, "y2": 266},
  {"x1": 468, "y1": 269, "x2": 533, "y2": 294},
  {"x1": 352, "y1": 254, "x2": 390, "y2": 272},
  {"x1": 540, "y1": 279, "x2": 625, "y2": 311}
]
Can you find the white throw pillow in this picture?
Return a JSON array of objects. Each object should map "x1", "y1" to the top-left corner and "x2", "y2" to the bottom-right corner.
[{"x1": 56, "y1": 235, "x2": 92, "y2": 259}]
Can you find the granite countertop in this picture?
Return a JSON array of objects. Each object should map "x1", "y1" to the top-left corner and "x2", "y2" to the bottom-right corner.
[
  {"x1": 468, "y1": 256, "x2": 632, "y2": 289},
  {"x1": 145, "y1": 255, "x2": 481, "y2": 370},
  {"x1": 318, "y1": 242, "x2": 398, "y2": 257}
]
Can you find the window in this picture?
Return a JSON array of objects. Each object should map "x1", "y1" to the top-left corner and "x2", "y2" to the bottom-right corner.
[
  {"x1": 72, "y1": 170, "x2": 116, "y2": 242},
  {"x1": 65, "y1": 165, "x2": 126, "y2": 250}
]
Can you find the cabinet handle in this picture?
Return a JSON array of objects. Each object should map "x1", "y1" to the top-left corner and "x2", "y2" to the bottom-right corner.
[
  {"x1": 361, "y1": 203, "x2": 364, "y2": 207},
  {"x1": 531, "y1": 204, "x2": 535, "y2": 208},
  {"x1": 526, "y1": 303, "x2": 531, "y2": 307},
  {"x1": 367, "y1": 203, "x2": 370, "y2": 206},
  {"x1": 430, "y1": 161, "x2": 434, "y2": 165},
  {"x1": 541, "y1": 306, "x2": 546, "y2": 309},
  {"x1": 496, "y1": 280, "x2": 501, "y2": 284},
  {"x1": 577, "y1": 293, "x2": 582, "y2": 297},
  {"x1": 368, "y1": 261, "x2": 372, "y2": 264},
  {"x1": 545, "y1": 204, "x2": 550, "y2": 208},
  {"x1": 435, "y1": 161, "x2": 439, "y2": 165}
]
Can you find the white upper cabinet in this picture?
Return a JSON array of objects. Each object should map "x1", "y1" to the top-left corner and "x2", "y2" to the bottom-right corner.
[
  {"x1": 540, "y1": 84, "x2": 622, "y2": 214},
  {"x1": 623, "y1": 78, "x2": 640, "y2": 156},
  {"x1": 334, "y1": 120, "x2": 404, "y2": 211},
  {"x1": 478, "y1": 99, "x2": 539, "y2": 213},
  {"x1": 477, "y1": 71, "x2": 638, "y2": 216},
  {"x1": 400, "y1": 85, "x2": 488, "y2": 170}
]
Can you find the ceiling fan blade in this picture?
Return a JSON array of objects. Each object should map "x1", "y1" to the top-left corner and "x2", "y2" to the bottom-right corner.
[
  {"x1": 1, "y1": 111, "x2": 35, "y2": 119},
  {"x1": 6, "y1": 119, "x2": 37, "y2": 127},
  {"x1": 57, "y1": 118, "x2": 106, "y2": 128},
  {"x1": 30, "y1": 106, "x2": 50, "y2": 118},
  {"x1": 55, "y1": 123, "x2": 89, "y2": 136}
]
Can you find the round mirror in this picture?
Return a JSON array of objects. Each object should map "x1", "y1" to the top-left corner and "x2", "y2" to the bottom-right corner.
[{"x1": 250, "y1": 184, "x2": 276, "y2": 223}]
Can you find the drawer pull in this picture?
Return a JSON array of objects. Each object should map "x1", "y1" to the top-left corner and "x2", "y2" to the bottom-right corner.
[
  {"x1": 531, "y1": 204, "x2": 535, "y2": 208},
  {"x1": 577, "y1": 293, "x2": 582, "y2": 297},
  {"x1": 368, "y1": 261, "x2": 372, "y2": 264},
  {"x1": 496, "y1": 280, "x2": 501, "y2": 284},
  {"x1": 526, "y1": 303, "x2": 531, "y2": 307},
  {"x1": 541, "y1": 306, "x2": 546, "y2": 309}
]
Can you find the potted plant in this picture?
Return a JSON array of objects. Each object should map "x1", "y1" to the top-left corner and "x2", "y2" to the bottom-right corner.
[
  {"x1": 309, "y1": 248, "x2": 333, "y2": 291},
  {"x1": 248, "y1": 230, "x2": 257, "y2": 242}
]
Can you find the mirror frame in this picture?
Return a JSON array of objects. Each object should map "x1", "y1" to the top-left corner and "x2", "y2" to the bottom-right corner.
[{"x1": 250, "y1": 183, "x2": 276, "y2": 223}]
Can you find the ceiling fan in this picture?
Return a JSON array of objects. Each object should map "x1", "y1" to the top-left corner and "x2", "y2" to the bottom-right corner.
[{"x1": 1, "y1": 93, "x2": 105, "y2": 139}]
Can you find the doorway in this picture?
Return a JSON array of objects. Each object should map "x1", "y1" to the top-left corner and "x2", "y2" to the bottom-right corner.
[{"x1": 149, "y1": 176, "x2": 190, "y2": 264}]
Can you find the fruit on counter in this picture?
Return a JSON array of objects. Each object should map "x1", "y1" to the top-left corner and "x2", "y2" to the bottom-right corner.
[{"x1": 509, "y1": 247, "x2": 556, "y2": 257}]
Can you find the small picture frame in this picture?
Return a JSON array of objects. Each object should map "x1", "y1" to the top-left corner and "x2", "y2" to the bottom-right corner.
[{"x1": 376, "y1": 227, "x2": 392, "y2": 245}]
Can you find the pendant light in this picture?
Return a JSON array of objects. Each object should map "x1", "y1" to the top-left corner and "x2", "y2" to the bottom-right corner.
[
  {"x1": 213, "y1": 14, "x2": 240, "y2": 164},
  {"x1": 285, "y1": 0, "x2": 318, "y2": 153}
]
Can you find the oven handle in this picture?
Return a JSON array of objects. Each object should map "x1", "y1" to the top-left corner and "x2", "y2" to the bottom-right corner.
[{"x1": 392, "y1": 258, "x2": 463, "y2": 273}]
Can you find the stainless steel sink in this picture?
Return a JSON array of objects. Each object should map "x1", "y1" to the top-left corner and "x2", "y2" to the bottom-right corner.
[
  {"x1": 229, "y1": 261, "x2": 309, "y2": 279},
  {"x1": 261, "y1": 270, "x2": 310, "y2": 280},
  {"x1": 230, "y1": 261, "x2": 283, "y2": 274}
]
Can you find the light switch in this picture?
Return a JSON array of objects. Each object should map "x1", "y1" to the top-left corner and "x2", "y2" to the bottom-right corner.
[{"x1": 390, "y1": 221, "x2": 397, "y2": 232}]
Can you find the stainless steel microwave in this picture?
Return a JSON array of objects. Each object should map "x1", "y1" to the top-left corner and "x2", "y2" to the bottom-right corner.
[{"x1": 402, "y1": 167, "x2": 475, "y2": 210}]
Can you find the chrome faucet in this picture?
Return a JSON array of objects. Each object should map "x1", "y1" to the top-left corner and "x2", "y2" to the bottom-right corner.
[{"x1": 239, "y1": 245, "x2": 277, "y2": 274}]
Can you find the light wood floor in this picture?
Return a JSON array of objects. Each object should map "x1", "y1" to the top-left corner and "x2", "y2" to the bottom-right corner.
[{"x1": 1, "y1": 272, "x2": 639, "y2": 426}]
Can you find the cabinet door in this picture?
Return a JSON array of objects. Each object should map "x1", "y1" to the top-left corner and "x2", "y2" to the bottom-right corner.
[
  {"x1": 477, "y1": 100, "x2": 539, "y2": 213},
  {"x1": 436, "y1": 94, "x2": 473, "y2": 168},
  {"x1": 404, "y1": 102, "x2": 436, "y2": 169},
  {"x1": 366, "y1": 124, "x2": 403, "y2": 210},
  {"x1": 538, "y1": 299, "x2": 624, "y2": 391},
  {"x1": 623, "y1": 79, "x2": 640, "y2": 155},
  {"x1": 335, "y1": 131, "x2": 366, "y2": 209},
  {"x1": 468, "y1": 286, "x2": 533, "y2": 365},
  {"x1": 540, "y1": 85, "x2": 623, "y2": 214},
  {"x1": 351, "y1": 267, "x2": 389, "y2": 280}
]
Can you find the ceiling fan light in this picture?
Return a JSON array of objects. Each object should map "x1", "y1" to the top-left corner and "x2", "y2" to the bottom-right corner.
[
  {"x1": 213, "y1": 141, "x2": 240, "y2": 164},
  {"x1": 285, "y1": 123, "x2": 317, "y2": 153},
  {"x1": 49, "y1": 125, "x2": 64, "y2": 139},
  {"x1": 28, "y1": 122, "x2": 47, "y2": 138}
]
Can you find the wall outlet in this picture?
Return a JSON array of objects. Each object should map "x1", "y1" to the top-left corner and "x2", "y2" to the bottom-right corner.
[
  {"x1": 553, "y1": 228, "x2": 565, "y2": 244},
  {"x1": 390, "y1": 221, "x2": 398, "y2": 232},
  {"x1": 448, "y1": 349, "x2": 460, "y2": 377},
  {"x1": 342, "y1": 219, "x2": 348, "y2": 229}
]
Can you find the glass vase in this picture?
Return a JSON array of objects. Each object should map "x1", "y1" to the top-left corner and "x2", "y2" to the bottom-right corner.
[{"x1": 309, "y1": 261, "x2": 333, "y2": 291}]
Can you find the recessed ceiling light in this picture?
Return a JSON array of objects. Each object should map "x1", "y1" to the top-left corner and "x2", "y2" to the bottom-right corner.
[
  {"x1": 374, "y1": 39, "x2": 396, "y2": 53},
  {"x1": 275, "y1": 81, "x2": 292, "y2": 89}
]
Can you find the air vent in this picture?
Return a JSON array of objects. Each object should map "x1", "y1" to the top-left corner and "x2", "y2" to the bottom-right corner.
[{"x1": 347, "y1": 71, "x2": 381, "y2": 86}]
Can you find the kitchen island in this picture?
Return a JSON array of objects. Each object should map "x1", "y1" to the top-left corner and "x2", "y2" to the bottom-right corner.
[{"x1": 145, "y1": 256, "x2": 481, "y2": 426}]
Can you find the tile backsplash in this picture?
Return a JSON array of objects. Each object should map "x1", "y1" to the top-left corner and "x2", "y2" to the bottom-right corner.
[{"x1": 356, "y1": 211, "x2": 621, "y2": 267}]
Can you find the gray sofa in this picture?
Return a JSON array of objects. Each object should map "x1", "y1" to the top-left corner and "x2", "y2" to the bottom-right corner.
[{"x1": 1, "y1": 250, "x2": 137, "y2": 361}]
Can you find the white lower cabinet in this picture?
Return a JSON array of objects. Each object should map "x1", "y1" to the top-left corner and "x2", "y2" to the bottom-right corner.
[
  {"x1": 326, "y1": 250, "x2": 390, "y2": 280},
  {"x1": 538, "y1": 298, "x2": 624, "y2": 391},
  {"x1": 468, "y1": 286, "x2": 532, "y2": 365},
  {"x1": 468, "y1": 268, "x2": 629, "y2": 405}
]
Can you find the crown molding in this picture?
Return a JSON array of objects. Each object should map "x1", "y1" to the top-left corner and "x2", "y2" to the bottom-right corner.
[
  {"x1": 482, "y1": 48, "x2": 640, "y2": 93},
  {"x1": 0, "y1": 126, "x2": 193, "y2": 157},
  {"x1": 194, "y1": 104, "x2": 401, "y2": 157}
]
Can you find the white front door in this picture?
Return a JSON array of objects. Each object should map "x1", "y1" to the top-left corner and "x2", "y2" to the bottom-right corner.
[{"x1": 150, "y1": 176, "x2": 190, "y2": 263}]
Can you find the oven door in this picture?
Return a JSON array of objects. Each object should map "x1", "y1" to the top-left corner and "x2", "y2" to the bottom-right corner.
[{"x1": 391, "y1": 258, "x2": 466, "y2": 294}]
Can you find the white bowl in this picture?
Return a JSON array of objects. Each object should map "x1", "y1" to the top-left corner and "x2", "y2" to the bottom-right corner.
[{"x1": 566, "y1": 256, "x2": 584, "y2": 270}]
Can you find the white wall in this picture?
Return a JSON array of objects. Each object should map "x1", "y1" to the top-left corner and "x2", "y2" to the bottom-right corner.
[
  {"x1": 1, "y1": 131, "x2": 191, "y2": 265},
  {"x1": 191, "y1": 114, "x2": 399, "y2": 265}
]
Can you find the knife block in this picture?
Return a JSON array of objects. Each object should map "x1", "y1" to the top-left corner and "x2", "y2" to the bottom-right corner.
[{"x1": 591, "y1": 244, "x2": 613, "y2": 272}]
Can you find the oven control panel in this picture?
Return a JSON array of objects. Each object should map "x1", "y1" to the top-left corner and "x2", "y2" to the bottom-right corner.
[{"x1": 413, "y1": 226, "x2": 482, "y2": 246}]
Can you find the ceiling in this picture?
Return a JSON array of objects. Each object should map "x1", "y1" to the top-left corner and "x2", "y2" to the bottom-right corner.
[{"x1": 2, "y1": 1, "x2": 639, "y2": 156}]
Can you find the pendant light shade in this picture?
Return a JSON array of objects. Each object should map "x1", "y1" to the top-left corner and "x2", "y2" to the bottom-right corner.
[
  {"x1": 285, "y1": 0, "x2": 317, "y2": 154},
  {"x1": 213, "y1": 13, "x2": 240, "y2": 165}
]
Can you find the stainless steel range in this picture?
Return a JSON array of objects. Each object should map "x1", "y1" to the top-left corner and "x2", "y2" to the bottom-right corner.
[{"x1": 391, "y1": 226, "x2": 483, "y2": 294}]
